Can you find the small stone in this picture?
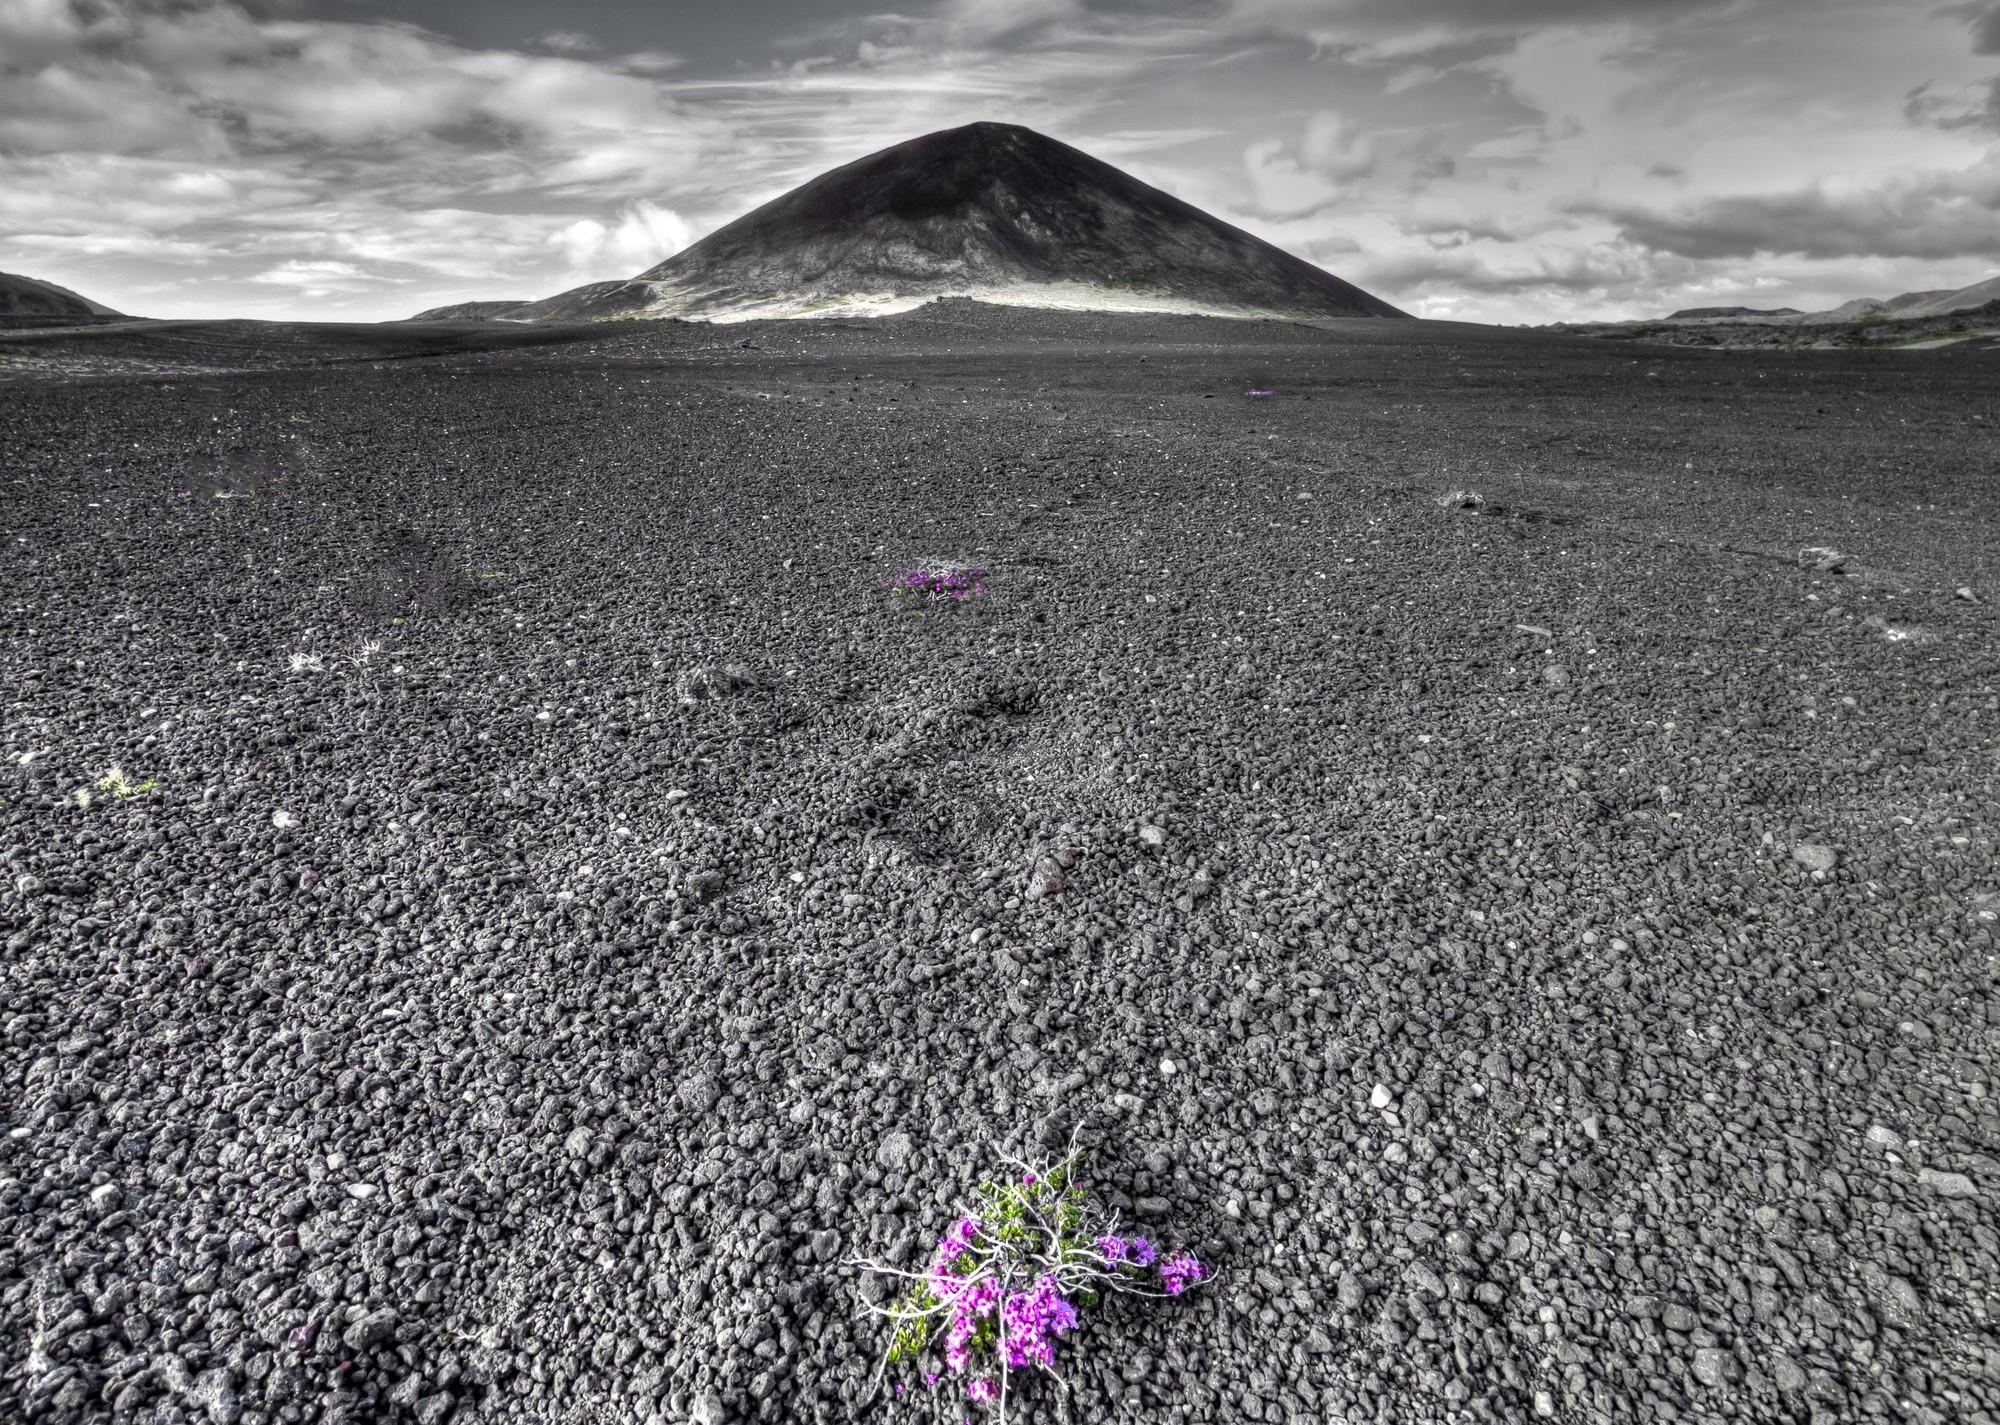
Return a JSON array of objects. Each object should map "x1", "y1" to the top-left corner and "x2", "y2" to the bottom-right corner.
[
  {"x1": 1773, "y1": 1355, "x2": 1807, "y2": 1394},
  {"x1": 1025, "y1": 858, "x2": 1065, "y2": 900},
  {"x1": 343, "y1": 1307, "x2": 398, "y2": 1350},
  {"x1": 89, "y1": 1183, "x2": 122, "y2": 1211},
  {"x1": 1541, "y1": 664, "x2": 1570, "y2": 689},
  {"x1": 1159, "y1": 1059, "x2": 1177, "y2": 1076},
  {"x1": 1917, "y1": 1167, "x2": 1978, "y2": 1199},
  {"x1": 690, "y1": 1391, "x2": 727, "y2": 1425},
  {"x1": 809, "y1": 1230, "x2": 841, "y2": 1264},
  {"x1": 1692, "y1": 1347, "x2": 1734, "y2": 1389},
  {"x1": 1382, "y1": 1142, "x2": 1408, "y2": 1164},
  {"x1": 563, "y1": 1126, "x2": 595, "y2": 1160},
  {"x1": 1860, "y1": 1263, "x2": 1923, "y2": 1324},
  {"x1": 272, "y1": 809, "x2": 299, "y2": 829},
  {"x1": 345, "y1": 1183, "x2": 378, "y2": 1200},
  {"x1": 1137, "y1": 824, "x2": 1166, "y2": 847},
  {"x1": 414, "y1": 1393, "x2": 455, "y2": 1425},
  {"x1": 1534, "y1": 1388, "x2": 1556, "y2": 1416},
  {"x1": 1663, "y1": 1303, "x2": 1699, "y2": 1332},
  {"x1": 1336, "y1": 1270, "x2": 1367, "y2": 1311},
  {"x1": 664, "y1": 788, "x2": 690, "y2": 804},
  {"x1": 1580, "y1": 1114, "x2": 1602, "y2": 1142},
  {"x1": 1865, "y1": 1125, "x2": 1904, "y2": 1151},
  {"x1": 876, "y1": 1132, "x2": 915, "y2": 1172},
  {"x1": 190, "y1": 1367, "x2": 240, "y2": 1425},
  {"x1": 1369, "y1": 1083, "x2": 1395, "y2": 1110},
  {"x1": 1791, "y1": 843, "x2": 1837, "y2": 873}
]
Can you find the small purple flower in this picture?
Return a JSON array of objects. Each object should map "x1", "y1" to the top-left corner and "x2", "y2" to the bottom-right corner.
[
  {"x1": 967, "y1": 1378, "x2": 998, "y2": 1404},
  {"x1": 1161, "y1": 1252, "x2": 1207, "y2": 1295},
  {"x1": 1023, "y1": 1172, "x2": 1037, "y2": 1186},
  {"x1": 891, "y1": 564, "x2": 989, "y2": 612},
  {"x1": 1095, "y1": 1234, "x2": 1126, "y2": 1263},
  {"x1": 1127, "y1": 1236, "x2": 1157, "y2": 1268},
  {"x1": 935, "y1": 1213, "x2": 983, "y2": 1267}
]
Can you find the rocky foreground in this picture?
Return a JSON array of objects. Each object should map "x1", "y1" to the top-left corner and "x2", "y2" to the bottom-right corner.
[{"x1": 2, "y1": 307, "x2": 1997, "y2": 1425}]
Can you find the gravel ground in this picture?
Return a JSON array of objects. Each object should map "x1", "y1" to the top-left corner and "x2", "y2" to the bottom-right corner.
[{"x1": 3, "y1": 305, "x2": 1998, "y2": 1425}]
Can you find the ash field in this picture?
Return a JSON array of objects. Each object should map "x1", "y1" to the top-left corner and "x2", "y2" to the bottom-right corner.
[{"x1": 3, "y1": 304, "x2": 1999, "y2": 1425}]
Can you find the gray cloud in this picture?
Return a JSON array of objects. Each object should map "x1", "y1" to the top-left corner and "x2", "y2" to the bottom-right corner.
[
  {"x1": 1358, "y1": 244, "x2": 1653, "y2": 295},
  {"x1": 1906, "y1": 78, "x2": 2000, "y2": 131},
  {"x1": 0, "y1": 0, "x2": 750, "y2": 314},
  {"x1": 1584, "y1": 164, "x2": 2000, "y2": 261},
  {"x1": 533, "y1": 30, "x2": 599, "y2": 55},
  {"x1": 1225, "y1": 0, "x2": 1745, "y2": 50},
  {"x1": 1965, "y1": 1, "x2": 2000, "y2": 54}
]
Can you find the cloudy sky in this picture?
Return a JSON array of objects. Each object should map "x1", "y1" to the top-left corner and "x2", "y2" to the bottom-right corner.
[{"x1": 3, "y1": 0, "x2": 1997, "y2": 322}]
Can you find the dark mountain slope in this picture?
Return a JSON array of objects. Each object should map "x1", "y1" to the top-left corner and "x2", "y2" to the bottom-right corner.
[
  {"x1": 442, "y1": 123, "x2": 1405, "y2": 323},
  {"x1": 0, "y1": 271, "x2": 124, "y2": 318}
]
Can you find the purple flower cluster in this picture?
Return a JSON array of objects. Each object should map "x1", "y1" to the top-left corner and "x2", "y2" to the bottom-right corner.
[
  {"x1": 877, "y1": 1159, "x2": 1212, "y2": 1412},
  {"x1": 890, "y1": 565, "x2": 988, "y2": 610},
  {"x1": 1160, "y1": 1253, "x2": 1209, "y2": 1296},
  {"x1": 999, "y1": 1276, "x2": 1080, "y2": 1371},
  {"x1": 940, "y1": 1276, "x2": 1002, "y2": 1372},
  {"x1": 1095, "y1": 1234, "x2": 1156, "y2": 1268},
  {"x1": 936, "y1": 1214, "x2": 982, "y2": 1267}
]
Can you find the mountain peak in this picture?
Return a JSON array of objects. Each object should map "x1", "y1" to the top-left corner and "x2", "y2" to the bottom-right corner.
[{"x1": 490, "y1": 123, "x2": 1404, "y2": 324}]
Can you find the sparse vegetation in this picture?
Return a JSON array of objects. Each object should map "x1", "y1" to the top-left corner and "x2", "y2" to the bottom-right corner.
[
  {"x1": 890, "y1": 562, "x2": 988, "y2": 615},
  {"x1": 90, "y1": 766, "x2": 160, "y2": 802},
  {"x1": 852, "y1": 1135, "x2": 1209, "y2": 1418}
]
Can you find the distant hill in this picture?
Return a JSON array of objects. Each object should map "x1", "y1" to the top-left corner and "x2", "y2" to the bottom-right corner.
[
  {"x1": 1666, "y1": 305, "x2": 1801, "y2": 319},
  {"x1": 1895, "y1": 274, "x2": 2000, "y2": 318},
  {"x1": 414, "y1": 122, "x2": 1406, "y2": 325},
  {"x1": 0, "y1": 271, "x2": 123, "y2": 318},
  {"x1": 406, "y1": 300, "x2": 534, "y2": 322},
  {"x1": 1657, "y1": 275, "x2": 2000, "y2": 326}
]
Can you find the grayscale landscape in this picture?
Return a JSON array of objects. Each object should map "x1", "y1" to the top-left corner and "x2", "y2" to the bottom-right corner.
[{"x1": 5, "y1": 4, "x2": 2000, "y2": 1425}]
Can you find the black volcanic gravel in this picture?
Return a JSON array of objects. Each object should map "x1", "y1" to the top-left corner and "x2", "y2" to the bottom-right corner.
[{"x1": 2, "y1": 307, "x2": 1998, "y2": 1425}]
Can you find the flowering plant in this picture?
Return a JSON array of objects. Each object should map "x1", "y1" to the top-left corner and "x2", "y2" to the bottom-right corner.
[
  {"x1": 852, "y1": 1133, "x2": 1210, "y2": 1419},
  {"x1": 888, "y1": 563, "x2": 988, "y2": 616}
]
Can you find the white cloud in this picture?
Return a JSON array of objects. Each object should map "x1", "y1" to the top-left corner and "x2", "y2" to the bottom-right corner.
[
  {"x1": 551, "y1": 200, "x2": 697, "y2": 279},
  {"x1": 248, "y1": 259, "x2": 382, "y2": 289},
  {"x1": 0, "y1": 0, "x2": 1994, "y2": 323}
]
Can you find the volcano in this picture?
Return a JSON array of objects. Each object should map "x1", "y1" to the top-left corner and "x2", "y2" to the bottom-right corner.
[{"x1": 414, "y1": 123, "x2": 1405, "y2": 323}]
